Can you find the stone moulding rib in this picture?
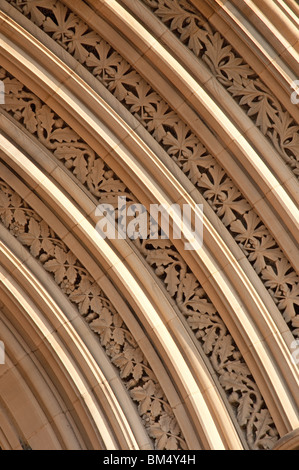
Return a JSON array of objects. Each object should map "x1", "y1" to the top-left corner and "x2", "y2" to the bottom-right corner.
[
  {"x1": 0, "y1": 132, "x2": 238, "y2": 451},
  {"x1": 117, "y1": 0, "x2": 299, "y2": 208},
  {"x1": 1, "y1": 91, "x2": 298, "y2": 440},
  {"x1": 1, "y1": 9, "x2": 296, "y2": 336},
  {"x1": 0, "y1": 243, "x2": 133, "y2": 450},
  {"x1": 2, "y1": 2, "x2": 299, "y2": 337},
  {"x1": 41, "y1": 0, "x2": 299, "y2": 253},
  {"x1": 0, "y1": 0, "x2": 299, "y2": 448}
]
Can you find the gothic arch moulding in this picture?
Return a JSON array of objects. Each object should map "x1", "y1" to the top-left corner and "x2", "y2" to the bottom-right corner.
[{"x1": 0, "y1": 0, "x2": 298, "y2": 451}]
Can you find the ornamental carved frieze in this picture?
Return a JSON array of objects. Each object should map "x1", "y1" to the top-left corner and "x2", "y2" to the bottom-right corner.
[
  {"x1": 0, "y1": 64, "x2": 279, "y2": 449},
  {"x1": 3, "y1": 0, "x2": 299, "y2": 339},
  {"x1": 0, "y1": 178, "x2": 187, "y2": 450},
  {"x1": 140, "y1": 0, "x2": 299, "y2": 176}
]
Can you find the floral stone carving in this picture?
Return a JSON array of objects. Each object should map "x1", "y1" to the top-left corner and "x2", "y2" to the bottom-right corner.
[
  {"x1": 6, "y1": 0, "x2": 299, "y2": 337},
  {"x1": 0, "y1": 178, "x2": 187, "y2": 450},
  {"x1": 0, "y1": 63, "x2": 279, "y2": 448},
  {"x1": 140, "y1": 0, "x2": 299, "y2": 177}
]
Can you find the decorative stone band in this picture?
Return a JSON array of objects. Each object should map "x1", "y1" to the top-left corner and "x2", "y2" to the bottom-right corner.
[
  {"x1": 0, "y1": 66, "x2": 279, "y2": 449},
  {"x1": 3, "y1": 0, "x2": 299, "y2": 338},
  {"x1": 138, "y1": 0, "x2": 299, "y2": 178},
  {"x1": 0, "y1": 177, "x2": 187, "y2": 451}
]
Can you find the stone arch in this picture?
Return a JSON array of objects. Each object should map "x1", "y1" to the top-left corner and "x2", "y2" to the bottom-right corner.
[{"x1": 0, "y1": 0, "x2": 298, "y2": 451}]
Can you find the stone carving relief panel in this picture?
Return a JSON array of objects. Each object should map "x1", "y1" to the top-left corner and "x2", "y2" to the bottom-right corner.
[
  {"x1": 0, "y1": 177, "x2": 188, "y2": 450},
  {"x1": 0, "y1": 64, "x2": 280, "y2": 449},
  {"x1": 140, "y1": 0, "x2": 299, "y2": 176},
  {"x1": 3, "y1": 0, "x2": 299, "y2": 339}
]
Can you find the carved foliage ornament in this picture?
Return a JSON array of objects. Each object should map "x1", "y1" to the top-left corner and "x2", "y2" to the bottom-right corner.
[
  {"x1": 0, "y1": 177, "x2": 188, "y2": 451},
  {"x1": 140, "y1": 0, "x2": 299, "y2": 176},
  {"x1": 0, "y1": 65, "x2": 279, "y2": 449},
  {"x1": 4, "y1": 0, "x2": 299, "y2": 337}
]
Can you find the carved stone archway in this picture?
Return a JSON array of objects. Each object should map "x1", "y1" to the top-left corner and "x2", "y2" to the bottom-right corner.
[{"x1": 0, "y1": 0, "x2": 298, "y2": 450}]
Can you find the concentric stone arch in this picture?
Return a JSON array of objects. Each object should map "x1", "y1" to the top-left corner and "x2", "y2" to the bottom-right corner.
[{"x1": 0, "y1": 0, "x2": 298, "y2": 451}]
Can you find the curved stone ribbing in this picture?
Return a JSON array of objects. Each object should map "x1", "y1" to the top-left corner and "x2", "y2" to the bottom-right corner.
[
  {"x1": 0, "y1": 177, "x2": 188, "y2": 450},
  {"x1": 139, "y1": 0, "x2": 299, "y2": 176},
  {"x1": 0, "y1": 64, "x2": 280, "y2": 449},
  {"x1": 5, "y1": 0, "x2": 299, "y2": 338}
]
